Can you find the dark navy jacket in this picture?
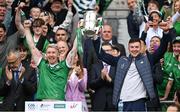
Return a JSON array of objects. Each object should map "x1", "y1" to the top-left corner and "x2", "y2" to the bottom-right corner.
[{"x1": 99, "y1": 31, "x2": 173, "y2": 107}]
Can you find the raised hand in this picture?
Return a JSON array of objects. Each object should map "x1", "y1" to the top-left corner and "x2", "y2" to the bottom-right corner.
[
  {"x1": 159, "y1": 16, "x2": 172, "y2": 32},
  {"x1": 23, "y1": 20, "x2": 32, "y2": 29},
  {"x1": 101, "y1": 65, "x2": 109, "y2": 80},
  {"x1": 15, "y1": 2, "x2": 26, "y2": 11},
  {"x1": 73, "y1": 66, "x2": 83, "y2": 79},
  {"x1": 105, "y1": 74, "x2": 112, "y2": 82},
  {"x1": 67, "y1": 0, "x2": 73, "y2": 10},
  {"x1": 5, "y1": 66, "x2": 13, "y2": 81},
  {"x1": 101, "y1": 68, "x2": 107, "y2": 80},
  {"x1": 144, "y1": 21, "x2": 151, "y2": 33}
]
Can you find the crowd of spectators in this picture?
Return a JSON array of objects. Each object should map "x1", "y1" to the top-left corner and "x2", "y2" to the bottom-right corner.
[{"x1": 0, "y1": 0, "x2": 179, "y2": 111}]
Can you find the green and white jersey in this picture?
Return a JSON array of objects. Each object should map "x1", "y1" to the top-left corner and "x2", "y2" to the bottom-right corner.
[
  {"x1": 36, "y1": 59, "x2": 69, "y2": 100},
  {"x1": 171, "y1": 61, "x2": 180, "y2": 90},
  {"x1": 157, "y1": 52, "x2": 179, "y2": 99}
]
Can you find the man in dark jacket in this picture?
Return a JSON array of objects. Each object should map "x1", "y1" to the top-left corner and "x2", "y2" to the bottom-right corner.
[
  {"x1": 89, "y1": 42, "x2": 118, "y2": 111},
  {"x1": 0, "y1": 50, "x2": 37, "y2": 111},
  {"x1": 127, "y1": 0, "x2": 140, "y2": 38},
  {"x1": 83, "y1": 24, "x2": 126, "y2": 71},
  {"x1": 99, "y1": 22, "x2": 174, "y2": 111},
  {"x1": 83, "y1": 24, "x2": 126, "y2": 110}
]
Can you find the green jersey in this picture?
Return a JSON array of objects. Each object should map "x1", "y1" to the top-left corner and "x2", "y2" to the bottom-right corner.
[
  {"x1": 171, "y1": 60, "x2": 180, "y2": 90},
  {"x1": 36, "y1": 59, "x2": 69, "y2": 100},
  {"x1": 157, "y1": 52, "x2": 179, "y2": 99},
  {"x1": 174, "y1": 21, "x2": 180, "y2": 36}
]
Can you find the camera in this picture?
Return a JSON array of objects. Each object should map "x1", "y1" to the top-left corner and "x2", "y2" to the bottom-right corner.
[{"x1": 148, "y1": 16, "x2": 153, "y2": 21}]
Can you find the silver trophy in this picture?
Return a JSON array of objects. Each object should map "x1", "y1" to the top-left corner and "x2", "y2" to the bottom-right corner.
[{"x1": 81, "y1": 10, "x2": 103, "y2": 37}]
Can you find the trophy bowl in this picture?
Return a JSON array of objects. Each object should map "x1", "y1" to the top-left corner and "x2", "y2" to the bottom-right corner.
[{"x1": 84, "y1": 10, "x2": 97, "y2": 37}]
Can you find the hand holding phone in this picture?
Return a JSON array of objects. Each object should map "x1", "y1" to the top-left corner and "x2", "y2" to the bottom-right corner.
[
  {"x1": 148, "y1": 16, "x2": 153, "y2": 22},
  {"x1": 148, "y1": 16, "x2": 153, "y2": 27}
]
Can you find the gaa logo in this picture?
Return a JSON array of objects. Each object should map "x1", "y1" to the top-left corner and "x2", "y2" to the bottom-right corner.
[{"x1": 28, "y1": 104, "x2": 35, "y2": 110}]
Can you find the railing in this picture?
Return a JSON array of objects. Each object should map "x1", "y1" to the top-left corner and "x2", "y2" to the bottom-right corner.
[{"x1": 160, "y1": 100, "x2": 175, "y2": 104}]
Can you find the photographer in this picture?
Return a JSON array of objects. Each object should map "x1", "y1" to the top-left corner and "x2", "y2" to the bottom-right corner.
[{"x1": 141, "y1": 10, "x2": 164, "y2": 49}]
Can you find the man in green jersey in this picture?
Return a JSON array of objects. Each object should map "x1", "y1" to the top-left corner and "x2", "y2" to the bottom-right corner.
[
  {"x1": 24, "y1": 19, "x2": 77, "y2": 100},
  {"x1": 159, "y1": 36, "x2": 180, "y2": 100}
]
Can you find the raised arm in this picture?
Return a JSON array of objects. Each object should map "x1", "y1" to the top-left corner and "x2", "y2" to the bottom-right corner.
[
  {"x1": 148, "y1": 19, "x2": 176, "y2": 66},
  {"x1": 24, "y1": 20, "x2": 42, "y2": 66},
  {"x1": 15, "y1": 2, "x2": 26, "y2": 35},
  {"x1": 66, "y1": 36, "x2": 78, "y2": 67},
  {"x1": 53, "y1": 2, "x2": 73, "y2": 32},
  {"x1": 78, "y1": 68, "x2": 87, "y2": 92},
  {"x1": 99, "y1": 49, "x2": 119, "y2": 66},
  {"x1": 140, "y1": 21, "x2": 151, "y2": 42},
  {"x1": 172, "y1": 11, "x2": 180, "y2": 24},
  {"x1": 160, "y1": 80, "x2": 173, "y2": 101},
  {"x1": 127, "y1": 13, "x2": 140, "y2": 38}
]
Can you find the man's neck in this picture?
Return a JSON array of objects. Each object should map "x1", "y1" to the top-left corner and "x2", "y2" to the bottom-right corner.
[
  {"x1": 49, "y1": 62, "x2": 58, "y2": 67},
  {"x1": 153, "y1": 25, "x2": 158, "y2": 29}
]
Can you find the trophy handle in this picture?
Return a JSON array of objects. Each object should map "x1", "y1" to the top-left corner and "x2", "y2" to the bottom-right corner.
[{"x1": 95, "y1": 17, "x2": 103, "y2": 34}]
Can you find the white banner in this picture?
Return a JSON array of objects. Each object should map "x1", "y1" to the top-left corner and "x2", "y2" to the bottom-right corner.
[{"x1": 25, "y1": 101, "x2": 82, "y2": 112}]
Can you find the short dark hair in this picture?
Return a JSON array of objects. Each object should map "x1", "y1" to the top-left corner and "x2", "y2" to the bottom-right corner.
[
  {"x1": 30, "y1": 6, "x2": 41, "y2": 14},
  {"x1": 112, "y1": 43, "x2": 122, "y2": 52},
  {"x1": 56, "y1": 27, "x2": 68, "y2": 33},
  {"x1": 0, "y1": 23, "x2": 6, "y2": 31},
  {"x1": 32, "y1": 18, "x2": 45, "y2": 27},
  {"x1": 52, "y1": 0, "x2": 63, "y2": 4},
  {"x1": 151, "y1": 36, "x2": 160, "y2": 40},
  {"x1": 129, "y1": 38, "x2": 141, "y2": 44},
  {"x1": 102, "y1": 42, "x2": 112, "y2": 47},
  {"x1": 148, "y1": 0, "x2": 160, "y2": 9}
]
